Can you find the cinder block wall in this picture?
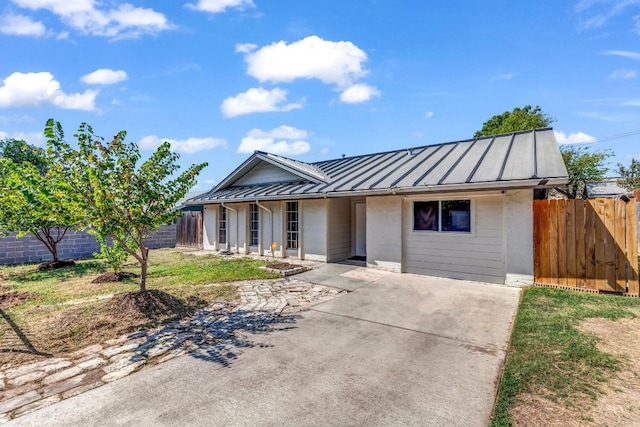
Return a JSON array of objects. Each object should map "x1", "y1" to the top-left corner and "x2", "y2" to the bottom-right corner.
[{"x1": 0, "y1": 224, "x2": 176, "y2": 265}]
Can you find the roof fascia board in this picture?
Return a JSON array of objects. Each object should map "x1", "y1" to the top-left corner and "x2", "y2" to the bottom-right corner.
[{"x1": 187, "y1": 177, "x2": 568, "y2": 205}]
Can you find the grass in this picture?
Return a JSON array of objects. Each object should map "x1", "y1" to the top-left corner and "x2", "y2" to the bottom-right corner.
[
  {"x1": 492, "y1": 287, "x2": 640, "y2": 426},
  {"x1": 0, "y1": 248, "x2": 279, "y2": 365}
]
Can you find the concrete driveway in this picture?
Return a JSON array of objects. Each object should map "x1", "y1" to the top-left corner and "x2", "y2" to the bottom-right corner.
[{"x1": 10, "y1": 264, "x2": 521, "y2": 427}]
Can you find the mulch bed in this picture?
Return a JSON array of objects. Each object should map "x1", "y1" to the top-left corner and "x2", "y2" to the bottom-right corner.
[
  {"x1": 92, "y1": 271, "x2": 138, "y2": 284},
  {"x1": 105, "y1": 289, "x2": 192, "y2": 321},
  {"x1": 37, "y1": 260, "x2": 76, "y2": 271}
]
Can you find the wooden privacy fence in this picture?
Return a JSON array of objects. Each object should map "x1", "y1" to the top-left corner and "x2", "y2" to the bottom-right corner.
[
  {"x1": 176, "y1": 211, "x2": 203, "y2": 249},
  {"x1": 534, "y1": 197, "x2": 639, "y2": 295}
]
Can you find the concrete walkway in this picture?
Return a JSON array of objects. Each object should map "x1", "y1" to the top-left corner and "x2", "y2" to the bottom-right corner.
[{"x1": 9, "y1": 265, "x2": 521, "y2": 427}]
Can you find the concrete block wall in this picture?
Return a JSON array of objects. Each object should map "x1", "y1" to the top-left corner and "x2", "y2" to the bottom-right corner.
[{"x1": 0, "y1": 224, "x2": 176, "y2": 265}]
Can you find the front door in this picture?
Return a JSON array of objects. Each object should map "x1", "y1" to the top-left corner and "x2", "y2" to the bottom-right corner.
[{"x1": 355, "y1": 202, "x2": 366, "y2": 257}]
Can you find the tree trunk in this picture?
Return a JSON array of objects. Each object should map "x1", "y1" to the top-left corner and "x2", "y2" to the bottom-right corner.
[
  {"x1": 50, "y1": 241, "x2": 59, "y2": 262},
  {"x1": 139, "y1": 246, "x2": 149, "y2": 292}
]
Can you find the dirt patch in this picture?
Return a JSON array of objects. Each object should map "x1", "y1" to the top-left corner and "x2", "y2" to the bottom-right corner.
[
  {"x1": 0, "y1": 291, "x2": 38, "y2": 309},
  {"x1": 37, "y1": 260, "x2": 76, "y2": 271},
  {"x1": 104, "y1": 289, "x2": 194, "y2": 321},
  {"x1": 268, "y1": 263, "x2": 304, "y2": 271},
  {"x1": 511, "y1": 316, "x2": 640, "y2": 426},
  {"x1": 91, "y1": 271, "x2": 138, "y2": 284},
  {"x1": 511, "y1": 391, "x2": 593, "y2": 426}
]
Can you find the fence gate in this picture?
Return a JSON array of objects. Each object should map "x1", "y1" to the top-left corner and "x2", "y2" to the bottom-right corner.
[
  {"x1": 176, "y1": 211, "x2": 203, "y2": 249},
  {"x1": 533, "y1": 198, "x2": 639, "y2": 295}
]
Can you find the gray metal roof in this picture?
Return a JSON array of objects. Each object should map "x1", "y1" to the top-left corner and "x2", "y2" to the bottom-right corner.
[
  {"x1": 586, "y1": 179, "x2": 628, "y2": 197},
  {"x1": 190, "y1": 128, "x2": 568, "y2": 204}
]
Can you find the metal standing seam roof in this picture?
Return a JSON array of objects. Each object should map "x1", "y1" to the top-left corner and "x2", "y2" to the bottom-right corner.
[{"x1": 189, "y1": 128, "x2": 569, "y2": 204}]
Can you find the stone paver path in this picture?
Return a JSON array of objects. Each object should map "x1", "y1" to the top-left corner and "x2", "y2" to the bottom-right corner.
[{"x1": 0, "y1": 277, "x2": 345, "y2": 423}]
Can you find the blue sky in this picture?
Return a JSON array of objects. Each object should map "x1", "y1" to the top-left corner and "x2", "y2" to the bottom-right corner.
[{"x1": 0, "y1": 0, "x2": 639, "y2": 190}]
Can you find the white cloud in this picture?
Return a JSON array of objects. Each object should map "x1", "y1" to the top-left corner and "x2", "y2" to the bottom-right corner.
[
  {"x1": 138, "y1": 135, "x2": 227, "y2": 154},
  {"x1": 493, "y1": 73, "x2": 513, "y2": 80},
  {"x1": 235, "y1": 43, "x2": 257, "y2": 53},
  {"x1": 0, "y1": 13, "x2": 46, "y2": 36},
  {"x1": 576, "y1": 0, "x2": 640, "y2": 29},
  {"x1": 238, "y1": 126, "x2": 311, "y2": 155},
  {"x1": 425, "y1": 111, "x2": 434, "y2": 119},
  {"x1": 554, "y1": 130, "x2": 596, "y2": 144},
  {"x1": 221, "y1": 87, "x2": 303, "y2": 118},
  {"x1": 603, "y1": 50, "x2": 640, "y2": 60},
  {"x1": 610, "y1": 68, "x2": 637, "y2": 78},
  {"x1": 339, "y1": 84, "x2": 381, "y2": 104},
  {"x1": 187, "y1": 0, "x2": 254, "y2": 13},
  {"x1": 0, "y1": 71, "x2": 98, "y2": 110},
  {"x1": 9, "y1": 0, "x2": 173, "y2": 39},
  {"x1": 80, "y1": 69, "x2": 128, "y2": 85},
  {"x1": 242, "y1": 35, "x2": 369, "y2": 88},
  {"x1": 0, "y1": 130, "x2": 46, "y2": 146},
  {"x1": 623, "y1": 99, "x2": 640, "y2": 106}
]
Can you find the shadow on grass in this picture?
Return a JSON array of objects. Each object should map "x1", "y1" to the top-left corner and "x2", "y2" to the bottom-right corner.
[
  {"x1": 0, "y1": 308, "x2": 52, "y2": 357},
  {"x1": 8, "y1": 260, "x2": 108, "y2": 283},
  {"x1": 134, "y1": 308, "x2": 300, "y2": 368}
]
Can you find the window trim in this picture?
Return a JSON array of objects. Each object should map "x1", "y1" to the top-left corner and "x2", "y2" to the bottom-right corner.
[
  {"x1": 249, "y1": 203, "x2": 259, "y2": 247},
  {"x1": 286, "y1": 201, "x2": 299, "y2": 250},
  {"x1": 218, "y1": 205, "x2": 227, "y2": 246},
  {"x1": 413, "y1": 199, "x2": 474, "y2": 234}
]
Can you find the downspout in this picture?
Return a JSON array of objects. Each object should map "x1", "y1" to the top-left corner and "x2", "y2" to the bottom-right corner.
[
  {"x1": 255, "y1": 200, "x2": 274, "y2": 256},
  {"x1": 221, "y1": 202, "x2": 238, "y2": 253}
]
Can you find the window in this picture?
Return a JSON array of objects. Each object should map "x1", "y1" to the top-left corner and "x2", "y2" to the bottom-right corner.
[
  {"x1": 414, "y1": 200, "x2": 471, "y2": 232},
  {"x1": 249, "y1": 203, "x2": 259, "y2": 246},
  {"x1": 218, "y1": 206, "x2": 226, "y2": 245},
  {"x1": 286, "y1": 201, "x2": 299, "y2": 249}
]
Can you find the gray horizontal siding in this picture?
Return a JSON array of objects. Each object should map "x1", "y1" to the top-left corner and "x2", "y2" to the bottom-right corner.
[{"x1": 403, "y1": 195, "x2": 505, "y2": 283}]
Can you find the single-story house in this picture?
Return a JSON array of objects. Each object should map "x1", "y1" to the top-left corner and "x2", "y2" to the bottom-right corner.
[{"x1": 187, "y1": 128, "x2": 568, "y2": 285}]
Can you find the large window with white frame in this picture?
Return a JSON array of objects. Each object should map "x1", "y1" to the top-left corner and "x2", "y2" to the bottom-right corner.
[
  {"x1": 286, "y1": 201, "x2": 299, "y2": 249},
  {"x1": 413, "y1": 200, "x2": 471, "y2": 232},
  {"x1": 249, "y1": 203, "x2": 259, "y2": 246},
  {"x1": 218, "y1": 206, "x2": 227, "y2": 245}
]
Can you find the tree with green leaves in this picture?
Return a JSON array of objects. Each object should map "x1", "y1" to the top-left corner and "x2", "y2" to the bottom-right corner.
[
  {"x1": 617, "y1": 158, "x2": 640, "y2": 191},
  {"x1": 474, "y1": 105, "x2": 554, "y2": 138},
  {"x1": 45, "y1": 119, "x2": 207, "y2": 291},
  {"x1": 0, "y1": 138, "x2": 48, "y2": 175},
  {"x1": 557, "y1": 145, "x2": 613, "y2": 199},
  {"x1": 0, "y1": 141, "x2": 81, "y2": 264}
]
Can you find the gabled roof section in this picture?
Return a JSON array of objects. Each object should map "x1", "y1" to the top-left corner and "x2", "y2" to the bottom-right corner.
[
  {"x1": 213, "y1": 151, "x2": 329, "y2": 192},
  {"x1": 190, "y1": 128, "x2": 569, "y2": 204}
]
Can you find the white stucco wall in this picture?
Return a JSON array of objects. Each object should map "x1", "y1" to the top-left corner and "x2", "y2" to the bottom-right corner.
[
  {"x1": 224, "y1": 202, "x2": 247, "y2": 254},
  {"x1": 403, "y1": 193, "x2": 506, "y2": 283},
  {"x1": 258, "y1": 201, "x2": 283, "y2": 257},
  {"x1": 504, "y1": 189, "x2": 534, "y2": 285},
  {"x1": 366, "y1": 196, "x2": 402, "y2": 272},
  {"x1": 302, "y1": 199, "x2": 328, "y2": 261},
  {"x1": 202, "y1": 204, "x2": 217, "y2": 250}
]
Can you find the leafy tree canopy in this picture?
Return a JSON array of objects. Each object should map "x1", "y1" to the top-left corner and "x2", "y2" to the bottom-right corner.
[
  {"x1": 0, "y1": 138, "x2": 48, "y2": 175},
  {"x1": 558, "y1": 145, "x2": 613, "y2": 199},
  {"x1": 474, "y1": 105, "x2": 555, "y2": 138},
  {"x1": 617, "y1": 158, "x2": 640, "y2": 191},
  {"x1": 45, "y1": 119, "x2": 208, "y2": 291},
  {"x1": 0, "y1": 146, "x2": 81, "y2": 262}
]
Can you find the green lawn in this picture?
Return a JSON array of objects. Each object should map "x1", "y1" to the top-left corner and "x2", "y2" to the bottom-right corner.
[
  {"x1": 492, "y1": 286, "x2": 640, "y2": 426},
  {"x1": 0, "y1": 248, "x2": 279, "y2": 365}
]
